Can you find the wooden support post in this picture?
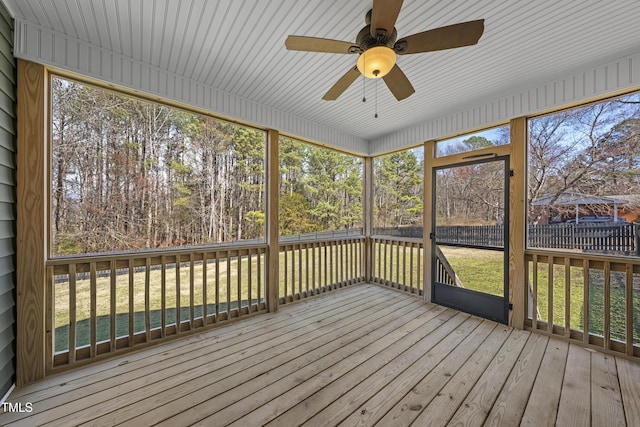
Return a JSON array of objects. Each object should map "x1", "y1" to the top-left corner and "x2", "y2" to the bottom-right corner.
[
  {"x1": 423, "y1": 141, "x2": 435, "y2": 301},
  {"x1": 17, "y1": 59, "x2": 47, "y2": 385},
  {"x1": 266, "y1": 129, "x2": 279, "y2": 312},
  {"x1": 509, "y1": 116, "x2": 527, "y2": 328},
  {"x1": 363, "y1": 157, "x2": 373, "y2": 282}
]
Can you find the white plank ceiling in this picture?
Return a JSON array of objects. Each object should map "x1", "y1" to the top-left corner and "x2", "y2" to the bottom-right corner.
[{"x1": 5, "y1": 0, "x2": 640, "y2": 153}]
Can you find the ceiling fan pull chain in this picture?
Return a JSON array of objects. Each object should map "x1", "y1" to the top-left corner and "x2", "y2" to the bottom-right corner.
[
  {"x1": 362, "y1": 55, "x2": 366, "y2": 102},
  {"x1": 375, "y1": 78, "x2": 378, "y2": 118}
]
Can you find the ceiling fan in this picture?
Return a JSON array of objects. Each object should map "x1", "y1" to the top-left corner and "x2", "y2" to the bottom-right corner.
[{"x1": 285, "y1": 0, "x2": 484, "y2": 101}]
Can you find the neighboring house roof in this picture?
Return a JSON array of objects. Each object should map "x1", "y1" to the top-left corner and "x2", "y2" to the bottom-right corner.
[
  {"x1": 608, "y1": 194, "x2": 640, "y2": 206},
  {"x1": 532, "y1": 191, "x2": 628, "y2": 206}
]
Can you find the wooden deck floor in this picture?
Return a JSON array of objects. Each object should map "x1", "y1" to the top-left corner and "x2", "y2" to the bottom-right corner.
[{"x1": 2, "y1": 283, "x2": 639, "y2": 426}]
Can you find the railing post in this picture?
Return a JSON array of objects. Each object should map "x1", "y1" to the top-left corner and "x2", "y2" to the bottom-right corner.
[
  {"x1": 423, "y1": 141, "x2": 435, "y2": 301},
  {"x1": 509, "y1": 117, "x2": 527, "y2": 329},
  {"x1": 363, "y1": 157, "x2": 373, "y2": 282},
  {"x1": 266, "y1": 129, "x2": 279, "y2": 312}
]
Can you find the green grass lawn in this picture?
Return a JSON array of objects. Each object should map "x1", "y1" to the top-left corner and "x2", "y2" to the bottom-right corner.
[{"x1": 438, "y1": 246, "x2": 504, "y2": 296}]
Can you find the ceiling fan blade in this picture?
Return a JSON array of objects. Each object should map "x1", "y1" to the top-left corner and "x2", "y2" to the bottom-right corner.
[
  {"x1": 382, "y1": 64, "x2": 415, "y2": 101},
  {"x1": 370, "y1": 0, "x2": 404, "y2": 38},
  {"x1": 323, "y1": 66, "x2": 361, "y2": 100},
  {"x1": 395, "y1": 20, "x2": 485, "y2": 55},
  {"x1": 285, "y1": 36, "x2": 359, "y2": 54}
]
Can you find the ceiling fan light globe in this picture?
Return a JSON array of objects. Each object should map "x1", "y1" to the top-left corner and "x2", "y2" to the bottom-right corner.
[{"x1": 356, "y1": 46, "x2": 396, "y2": 78}]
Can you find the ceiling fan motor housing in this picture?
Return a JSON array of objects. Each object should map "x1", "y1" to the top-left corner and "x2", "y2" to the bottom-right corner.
[{"x1": 356, "y1": 25, "x2": 397, "y2": 51}]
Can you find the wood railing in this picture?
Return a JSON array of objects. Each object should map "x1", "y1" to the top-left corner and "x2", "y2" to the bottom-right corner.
[
  {"x1": 525, "y1": 249, "x2": 639, "y2": 358},
  {"x1": 279, "y1": 237, "x2": 365, "y2": 302},
  {"x1": 434, "y1": 246, "x2": 464, "y2": 288},
  {"x1": 47, "y1": 243, "x2": 267, "y2": 369},
  {"x1": 371, "y1": 236, "x2": 463, "y2": 294},
  {"x1": 371, "y1": 237, "x2": 424, "y2": 295}
]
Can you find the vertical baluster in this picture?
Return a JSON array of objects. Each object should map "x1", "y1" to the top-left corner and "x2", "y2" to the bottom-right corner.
[
  {"x1": 175, "y1": 257, "x2": 181, "y2": 334},
  {"x1": 349, "y1": 240, "x2": 353, "y2": 284},
  {"x1": 46, "y1": 265, "x2": 53, "y2": 371},
  {"x1": 409, "y1": 242, "x2": 414, "y2": 292},
  {"x1": 189, "y1": 253, "x2": 195, "y2": 328},
  {"x1": 160, "y1": 256, "x2": 166, "y2": 337},
  {"x1": 90, "y1": 262, "x2": 97, "y2": 356},
  {"x1": 353, "y1": 238, "x2": 360, "y2": 282},
  {"x1": 626, "y1": 263, "x2": 634, "y2": 356},
  {"x1": 532, "y1": 255, "x2": 538, "y2": 331},
  {"x1": 299, "y1": 245, "x2": 303, "y2": 294},
  {"x1": 340, "y1": 240, "x2": 344, "y2": 285},
  {"x1": 311, "y1": 243, "x2": 316, "y2": 293},
  {"x1": 237, "y1": 250, "x2": 243, "y2": 312},
  {"x1": 417, "y1": 243, "x2": 422, "y2": 294},
  {"x1": 402, "y1": 241, "x2": 407, "y2": 290},
  {"x1": 548, "y1": 256, "x2": 554, "y2": 333},
  {"x1": 583, "y1": 259, "x2": 590, "y2": 345},
  {"x1": 145, "y1": 257, "x2": 151, "y2": 341},
  {"x1": 565, "y1": 257, "x2": 571, "y2": 339},
  {"x1": 257, "y1": 249, "x2": 262, "y2": 305},
  {"x1": 128, "y1": 258, "x2": 134, "y2": 345},
  {"x1": 350, "y1": 239, "x2": 354, "y2": 282},
  {"x1": 329, "y1": 241, "x2": 334, "y2": 287},
  {"x1": 354, "y1": 239, "x2": 359, "y2": 282},
  {"x1": 291, "y1": 246, "x2": 295, "y2": 297},
  {"x1": 202, "y1": 252, "x2": 208, "y2": 323},
  {"x1": 247, "y1": 249, "x2": 253, "y2": 312},
  {"x1": 395, "y1": 240, "x2": 400, "y2": 287},
  {"x1": 215, "y1": 252, "x2": 220, "y2": 322},
  {"x1": 389, "y1": 240, "x2": 394, "y2": 285},
  {"x1": 305, "y1": 244, "x2": 310, "y2": 293},
  {"x1": 323, "y1": 244, "x2": 328, "y2": 288},
  {"x1": 110, "y1": 261, "x2": 117, "y2": 350},
  {"x1": 383, "y1": 240, "x2": 388, "y2": 284},
  {"x1": 524, "y1": 256, "x2": 530, "y2": 322},
  {"x1": 284, "y1": 247, "x2": 288, "y2": 298},
  {"x1": 604, "y1": 261, "x2": 611, "y2": 350},
  {"x1": 377, "y1": 239, "x2": 381, "y2": 283},
  {"x1": 68, "y1": 263, "x2": 76, "y2": 365},
  {"x1": 226, "y1": 251, "x2": 231, "y2": 317},
  {"x1": 344, "y1": 240, "x2": 349, "y2": 285}
]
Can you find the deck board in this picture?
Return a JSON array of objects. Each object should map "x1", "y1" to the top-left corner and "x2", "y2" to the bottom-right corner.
[
  {"x1": 520, "y1": 339, "x2": 569, "y2": 425},
  {"x1": 555, "y1": 344, "x2": 592, "y2": 427},
  {"x1": 446, "y1": 328, "x2": 530, "y2": 426},
  {"x1": 1, "y1": 283, "x2": 638, "y2": 427}
]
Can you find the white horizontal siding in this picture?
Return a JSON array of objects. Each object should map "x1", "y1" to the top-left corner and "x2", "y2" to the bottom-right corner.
[
  {"x1": 370, "y1": 50, "x2": 640, "y2": 155},
  {"x1": 14, "y1": 19, "x2": 369, "y2": 155}
]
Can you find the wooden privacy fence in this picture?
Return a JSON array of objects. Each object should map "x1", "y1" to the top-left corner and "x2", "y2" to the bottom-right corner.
[
  {"x1": 526, "y1": 250, "x2": 639, "y2": 359},
  {"x1": 378, "y1": 223, "x2": 640, "y2": 255},
  {"x1": 529, "y1": 223, "x2": 640, "y2": 255},
  {"x1": 435, "y1": 225, "x2": 504, "y2": 248}
]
